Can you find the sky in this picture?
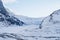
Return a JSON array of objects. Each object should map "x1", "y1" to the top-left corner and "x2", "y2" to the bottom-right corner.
[{"x1": 2, "y1": 0, "x2": 60, "y2": 18}]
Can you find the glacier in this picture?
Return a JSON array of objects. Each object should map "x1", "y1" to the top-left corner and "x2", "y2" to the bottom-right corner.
[{"x1": 0, "y1": 0, "x2": 60, "y2": 40}]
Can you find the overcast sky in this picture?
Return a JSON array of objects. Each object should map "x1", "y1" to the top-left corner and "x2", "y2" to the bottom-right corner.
[{"x1": 2, "y1": 0, "x2": 60, "y2": 18}]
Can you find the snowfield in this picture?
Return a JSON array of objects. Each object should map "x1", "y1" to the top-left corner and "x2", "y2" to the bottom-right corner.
[{"x1": 0, "y1": 25, "x2": 60, "y2": 40}]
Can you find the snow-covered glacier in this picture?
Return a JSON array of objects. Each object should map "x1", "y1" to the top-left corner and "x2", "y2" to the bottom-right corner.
[{"x1": 0, "y1": 0, "x2": 60, "y2": 40}]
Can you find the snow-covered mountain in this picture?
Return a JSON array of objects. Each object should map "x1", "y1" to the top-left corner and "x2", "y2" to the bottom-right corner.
[
  {"x1": 5, "y1": 7, "x2": 43, "y2": 25},
  {"x1": 6, "y1": 9, "x2": 43, "y2": 25},
  {"x1": 16, "y1": 15, "x2": 43, "y2": 25},
  {"x1": 0, "y1": 0, "x2": 60, "y2": 40},
  {"x1": 0, "y1": 0, "x2": 43, "y2": 40},
  {"x1": 39, "y1": 9, "x2": 60, "y2": 37},
  {"x1": 0, "y1": 0, "x2": 24, "y2": 27},
  {"x1": 39, "y1": 9, "x2": 60, "y2": 29}
]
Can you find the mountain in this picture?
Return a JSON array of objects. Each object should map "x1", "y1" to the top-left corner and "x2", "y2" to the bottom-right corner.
[
  {"x1": 6, "y1": 8, "x2": 43, "y2": 25},
  {"x1": 39, "y1": 9, "x2": 60, "y2": 29},
  {"x1": 39, "y1": 9, "x2": 60, "y2": 37},
  {"x1": 0, "y1": 0, "x2": 43, "y2": 26},
  {"x1": 0, "y1": 0, "x2": 60, "y2": 40},
  {"x1": 16, "y1": 15, "x2": 43, "y2": 25},
  {"x1": 0, "y1": 0, "x2": 24, "y2": 27}
]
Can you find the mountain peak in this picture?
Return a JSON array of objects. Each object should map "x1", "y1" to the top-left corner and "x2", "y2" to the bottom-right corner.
[
  {"x1": 50, "y1": 9, "x2": 60, "y2": 16},
  {"x1": 0, "y1": 0, "x2": 24, "y2": 27},
  {"x1": 0, "y1": 0, "x2": 4, "y2": 9},
  {"x1": 0, "y1": 0, "x2": 9, "y2": 17}
]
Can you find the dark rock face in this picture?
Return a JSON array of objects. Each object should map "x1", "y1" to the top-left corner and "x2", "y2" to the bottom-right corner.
[
  {"x1": 0, "y1": 0, "x2": 24, "y2": 26},
  {"x1": 6, "y1": 16, "x2": 24, "y2": 26},
  {"x1": 0, "y1": 0, "x2": 9, "y2": 16}
]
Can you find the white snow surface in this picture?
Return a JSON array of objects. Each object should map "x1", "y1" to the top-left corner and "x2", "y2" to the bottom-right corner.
[
  {"x1": 0, "y1": 9, "x2": 60, "y2": 40},
  {"x1": 15, "y1": 15, "x2": 43, "y2": 25},
  {"x1": 0, "y1": 1, "x2": 60, "y2": 39},
  {"x1": 0, "y1": 25, "x2": 60, "y2": 40}
]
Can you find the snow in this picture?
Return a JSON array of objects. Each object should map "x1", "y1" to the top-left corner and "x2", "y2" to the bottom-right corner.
[
  {"x1": 16, "y1": 15, "x2": 43, "y2": 25},
  {"x1": 0, "y1": 25, "x2": 60, "y2": 40},
  {"x1": 0, "y1": 0, "x2": 60, "y2": 40},
  {"x1": 0, "y1": 8, "x2": 60, "y2": 40}
]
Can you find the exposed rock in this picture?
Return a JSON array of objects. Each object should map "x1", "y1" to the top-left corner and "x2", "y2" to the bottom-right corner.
[{"x1": 0, "y1": 0, "x2": 24, "y2": 26}]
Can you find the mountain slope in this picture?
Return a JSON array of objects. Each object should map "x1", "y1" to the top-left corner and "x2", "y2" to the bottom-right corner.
[
  {"x1": 0, "y1": 0, "x2": 60, "y2": 40},
  {"x1": 0, "y1": 0, "x2": 24, "y2": 27},
  {"x1": 39, "y1": 9, "x2": 60, "y2": 29},
  {"x1": 39, "y1": 9, "x2": 60, "y2": 37}
]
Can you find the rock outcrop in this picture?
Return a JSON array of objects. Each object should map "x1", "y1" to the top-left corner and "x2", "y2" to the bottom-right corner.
[{"x1": 0, "y1": 0, "x2": 24, "y2": 27}]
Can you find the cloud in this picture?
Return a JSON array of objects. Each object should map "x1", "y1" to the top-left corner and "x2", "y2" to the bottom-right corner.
[{"x1": 2, "y1": 0, "x2": 16, "y2": 4}]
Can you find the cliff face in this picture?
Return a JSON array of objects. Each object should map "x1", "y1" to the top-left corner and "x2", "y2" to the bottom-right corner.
[{"x1": 0, "y1": 0, "x2": 24, "y2": 27}]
